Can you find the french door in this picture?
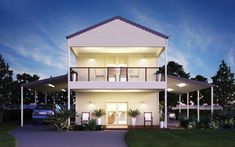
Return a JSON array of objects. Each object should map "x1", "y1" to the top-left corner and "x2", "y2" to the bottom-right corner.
[{"x1": 106, "y1": 103, "x2": 127, "y2": 125}]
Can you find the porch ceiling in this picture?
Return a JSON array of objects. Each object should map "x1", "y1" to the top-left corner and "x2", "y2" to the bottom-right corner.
[
  {"x1": 21, "y1": 75, "x2": 67, "y2": 93},
  {"x1": 71, "y1": 46, "x2": 164, "y2": 56},
  {"x1": 167, "y1": 75, "x2": 213, "y2": 94}
]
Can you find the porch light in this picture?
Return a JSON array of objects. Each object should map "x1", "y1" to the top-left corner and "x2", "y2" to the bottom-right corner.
[
  {"x1": 177, "y1": 83, "x2": 187, "y2": 87},
  {"x1": 167, "y1": 88, "x2": 174, "y2": 92},
  {"x1": 48, "y1": 83, "x2": 55, "y2": 88},
  {"x1": 61, "y1": 89, "x2": 66, "y2": 92}
]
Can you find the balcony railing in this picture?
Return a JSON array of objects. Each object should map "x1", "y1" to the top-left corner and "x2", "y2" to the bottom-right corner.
[{"x1": 70, "y1": 67, "x2": 165, "y2": 82}]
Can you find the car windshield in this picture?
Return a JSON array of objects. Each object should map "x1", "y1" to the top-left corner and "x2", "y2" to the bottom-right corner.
[{"x1": 35, "y1": 105, "x2": 53, "y2": 110}]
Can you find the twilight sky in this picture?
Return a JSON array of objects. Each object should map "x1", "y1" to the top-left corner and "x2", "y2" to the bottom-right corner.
[{"x1": 0, "y1": 0, "x2": 234, "y2": 81}]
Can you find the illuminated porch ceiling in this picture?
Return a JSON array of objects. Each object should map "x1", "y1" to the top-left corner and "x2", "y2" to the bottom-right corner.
[{"x1": 71, "y1": 47, "x2": 164, "y2": 56}]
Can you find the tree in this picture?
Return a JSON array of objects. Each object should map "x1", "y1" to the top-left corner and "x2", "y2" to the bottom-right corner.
[
  {"x1": 0, "y1": 54, "x2": 13, "y2": 122},
  {"x1": 159, "y1": 61, "x2": 190, "y2": 79},
  {"x1": 212, "y1": 60, "x2": 235, "y2": 110}
]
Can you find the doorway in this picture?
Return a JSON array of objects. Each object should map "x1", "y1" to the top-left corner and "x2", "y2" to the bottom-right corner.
[{"x1": 106, "y1": 103, "x2": 127, "y2": 125}]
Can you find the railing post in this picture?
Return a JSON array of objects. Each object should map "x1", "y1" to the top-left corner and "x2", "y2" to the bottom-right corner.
[
  {"x1": 88, "y1": 67, "x2": 90, "y2": 81},
  {"x1": 145, "y1": 67, "x2": 147, "y2": 81},
  {"x1": 107, "y1": 67, "x2": 109, "y2": 82},
  {"x1": 126, "y1": 67, "x2": 128, "y2": 81}
]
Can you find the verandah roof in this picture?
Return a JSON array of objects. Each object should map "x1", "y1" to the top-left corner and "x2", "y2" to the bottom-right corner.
[{"x1": 21, "y1": 74, "x2": 213, "y2": 93}]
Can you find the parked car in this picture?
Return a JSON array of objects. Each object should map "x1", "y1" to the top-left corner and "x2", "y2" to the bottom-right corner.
[{"x1": 32, "y1": 104, "x2": 62, "y2": 123}]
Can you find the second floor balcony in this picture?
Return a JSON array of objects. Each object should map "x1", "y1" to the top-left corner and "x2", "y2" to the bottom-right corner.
[{"x1": 69, "y1": 67, "x2": 166, "y2": 90}]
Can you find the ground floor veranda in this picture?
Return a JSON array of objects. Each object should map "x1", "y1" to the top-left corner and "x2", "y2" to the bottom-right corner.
[{"x1": 20, "y1": 74, "x2": 215, "y2": 128}]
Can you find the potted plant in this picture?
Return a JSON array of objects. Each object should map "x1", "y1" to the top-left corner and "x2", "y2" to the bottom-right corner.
[
  {"x1": 128, "y1": 109, "x2": 140, "y2": 126},
  {"x1": 159, "y1": 102, "x2": 164, "y2": 128},
  {"x1": 92, "y1": 109, "x2": 106, "y2": 125},
  {"x1": 71, "y1": 70, "x2": 77, "y2": 81},
  {"x1": 155, "y1": 69, "x2": 164, "y2": 81}
]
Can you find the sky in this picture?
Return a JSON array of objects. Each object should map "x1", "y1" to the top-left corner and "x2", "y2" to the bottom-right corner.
[{"x1": 0, "y1": 0, "x2": 235, "y2": 81}]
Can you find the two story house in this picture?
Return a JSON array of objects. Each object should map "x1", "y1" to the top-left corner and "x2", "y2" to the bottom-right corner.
[
  {"x1": 20, "y1": 16, "x2": 214, "y2": 128},
  {"x1": 66, "y1": 16, "x2": 168, "y2": 128}
]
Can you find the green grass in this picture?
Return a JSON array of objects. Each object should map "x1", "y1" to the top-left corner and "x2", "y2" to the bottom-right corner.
[
  {"x1": 0, "y1": 122, "x2": 18, "y2": 147},
  {"x1": 126, "y1": 129, "x2": 235, "y2": 147}
]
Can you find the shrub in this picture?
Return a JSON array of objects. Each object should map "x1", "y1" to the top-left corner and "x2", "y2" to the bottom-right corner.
[
  {"x1": 73, "y1": 125, "x2": 87, "y2": 131},
  {"x1": 95, "y1": 125, "x2": 104, "y2": 131},
  {"x1": 88, "y1": 119, "x2": 97, "y2": 131},
  {"x1": 222, "y1": 118, "x2": 234, "y2": 129},
  {"x1": 187, "y1": 121, "x2": 197, "y2": 129},
  {"x1": 44, "y1": 109, "x2": 75, "y2": 131},
  {"x1": 208, "y1": 119, "x2": 220, "y2": 129}
]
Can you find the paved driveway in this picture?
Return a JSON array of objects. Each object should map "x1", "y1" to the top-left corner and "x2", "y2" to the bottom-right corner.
[{"x1": 11, "y1": 125, "x2": 128, "y2": 147}]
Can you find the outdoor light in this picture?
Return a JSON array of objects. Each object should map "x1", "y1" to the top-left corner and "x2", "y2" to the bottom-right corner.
[
  {"x1": 177, "y1": 83, "x2": 186, "y2": 87},
  {"x1": 61, "y1": 89, "x2": 66, "y2": 92},
  {"x1": 167, "y1": 88, "x2": 174, "y2": 91},
  {"x1": 48, "y1": 83, "x2": 55, "y2": 88}
]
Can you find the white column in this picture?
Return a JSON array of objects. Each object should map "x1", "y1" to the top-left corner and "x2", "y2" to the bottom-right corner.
[
  {"x1": 187, "y1": 93, "x2": 189, "y2": 119},
  {"x1": 21, "y1": 86, "x2": 23, "y2": 127},
  {"x1": 164, "y1": 40, "x2": 168, "y2": 128},
  {"x1": 211, "y1": 87, "x2": 214, "y2": 115},
  {"x1": 179, "y1": 94, "x2": 182, "y2": 115},
  {"x1": 34, "y1": 90, "x2": 37, "y2": 104},
  {"x1": 67, "y1": 44, "x2": 71, "y2": 126},
  {"x1": 197, "y1": 90, "x2": 200, "y2": 122}
]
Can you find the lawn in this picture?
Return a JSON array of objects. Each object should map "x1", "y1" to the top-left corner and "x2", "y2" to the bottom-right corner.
[
  {"x1": 0, "y1": 122, "x2": 18, "y2": 147},
  {"x1": 126, "y1": 129, "x2": 235, "y2": 147}
]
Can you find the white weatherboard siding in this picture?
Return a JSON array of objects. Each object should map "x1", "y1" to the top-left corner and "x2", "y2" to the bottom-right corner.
[
  {"x1": 75, "y1": 92, "x2": 159, "y2": 126},
  {"x1": 68, "y1": 19, "x2": 166, "y2": 47}
]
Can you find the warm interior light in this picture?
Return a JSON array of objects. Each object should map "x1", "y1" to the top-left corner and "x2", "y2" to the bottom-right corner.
[
  {"x1": 48, "y1": 83, "x2": 55, "y2": 88},
  {"x1": 167, "y1": 88, "x2": 174, "y2": 91},
  {"x1": 177, "y1": 83, "x2": 186, "y2": 87}
]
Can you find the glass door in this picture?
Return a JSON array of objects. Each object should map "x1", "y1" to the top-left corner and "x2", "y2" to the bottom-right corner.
[{"x1": 106, "y1": 103, "x2": 127, "y2": 125}]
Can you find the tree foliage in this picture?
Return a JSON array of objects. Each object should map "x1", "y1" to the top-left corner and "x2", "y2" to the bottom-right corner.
[
  {"x1": 160, "y1": 61, "x2": 190, "y2": 79},
  {"x1": 0, "y1": 55, "x2": 13, "y2": 108},
  {"x1": 212, "y1": 60, "x2": 235, "y2": 110}
]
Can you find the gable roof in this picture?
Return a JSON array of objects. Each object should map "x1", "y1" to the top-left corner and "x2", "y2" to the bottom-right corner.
[{"x1": 66, "y1": 16, "x2": 169, "y2": 39}]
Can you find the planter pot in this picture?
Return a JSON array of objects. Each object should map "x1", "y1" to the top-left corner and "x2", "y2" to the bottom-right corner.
[
  {"x1": 160, "y1": 121, "x2": 164, "y2": 128},
  {"x1": 97, "y1": 117, "x2": 102, "y2": 125},
  {"x1": 132, "y1": 117, "x2": 136, "y2": 126},
  {"x1": 156, "y1": 73, "x2": 162, "y2": 81},
  {"x1": 72, "y1": 73, "x2": 77, "y2": 81}
]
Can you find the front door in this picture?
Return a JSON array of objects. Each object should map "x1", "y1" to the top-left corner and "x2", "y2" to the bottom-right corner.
[{"x1": 106, "y1": 103, "x2": 127, "y2": 125}]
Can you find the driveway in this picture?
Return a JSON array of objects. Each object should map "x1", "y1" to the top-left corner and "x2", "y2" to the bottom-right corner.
[{"x1": 11, "y1": 125, "x2": 128, "y2": 147}]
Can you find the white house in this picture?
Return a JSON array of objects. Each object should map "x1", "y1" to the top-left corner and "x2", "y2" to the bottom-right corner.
[{"x1": 20, "y1": 16, "x2": 214, "y2": 128}]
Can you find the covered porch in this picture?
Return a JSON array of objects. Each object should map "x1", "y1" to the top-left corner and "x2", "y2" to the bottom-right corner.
[{"x1": 20, "y1": 74, "x2": 216, "y2": 128}]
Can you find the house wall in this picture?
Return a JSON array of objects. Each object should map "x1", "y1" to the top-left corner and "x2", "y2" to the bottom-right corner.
[{"x1": 75, "y1": 92, "x2": 159, "y2": 126}]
